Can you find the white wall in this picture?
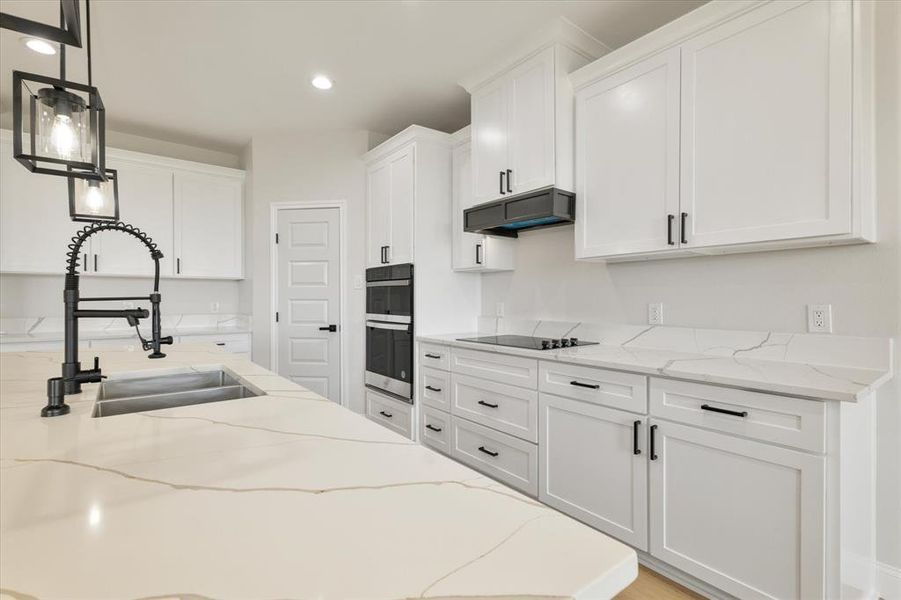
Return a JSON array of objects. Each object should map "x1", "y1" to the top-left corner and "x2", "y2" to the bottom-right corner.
[
  {"x1": 481, "y1": 0, "x2": 901, "y2": 572},
  {"x1": 242, "y1": 130, "x2": 372, "y2": 413}
]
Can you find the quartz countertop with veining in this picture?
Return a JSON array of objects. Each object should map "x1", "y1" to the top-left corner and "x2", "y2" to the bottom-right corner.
[{"x1": 0, "y1": 346, "x2": 637, "y2": 600}]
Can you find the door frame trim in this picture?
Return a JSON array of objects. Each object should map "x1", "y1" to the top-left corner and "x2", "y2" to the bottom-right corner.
[{"x1": 269, "y1": 200, "x2": 348, "y2": 407}]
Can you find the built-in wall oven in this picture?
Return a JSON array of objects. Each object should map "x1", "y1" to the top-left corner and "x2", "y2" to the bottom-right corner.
[{"x1": 365, "y1": 263, "x2": 413, "y2": 401}]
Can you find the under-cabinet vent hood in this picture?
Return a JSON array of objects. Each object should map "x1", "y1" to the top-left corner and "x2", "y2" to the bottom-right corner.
[{"x1": 463, "y1": 187, "x2": 575, "y2": 238}]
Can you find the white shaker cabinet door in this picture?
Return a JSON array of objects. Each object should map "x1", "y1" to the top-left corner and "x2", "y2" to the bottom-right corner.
[
  {"x1": 539, "y1": 393, "x2": 648, "y2": 551},
  {"x1": 386, "y1": 145, "x2": 414, "y2": 266},
  {"x1": 173, "y1": 172, "x2": 243, "y2": 278},
  {"x1": 0, "y1": 137, "x2": 82, "y2": 274},
  {"x1": 576, "y1": 48, "x2": 681, "y2": 259},
  {"x1": 649, "y1": 420, "x2": 825, "y2": 600},
  {"x1": 471, "y1": 77, "x2": 509, "y2": 206},
  {"x1": 506, "y1": 47, "x2": 556, "y2": 196},
  {"x1": 93, "y1": 159, "x2": 174, "y2": 277},
  {"x1": 366, "y1": 160, "x2": 391, "y2": 267},
  {"x1": 680, "y1": 0, "x2": 853, "y2": 248}
]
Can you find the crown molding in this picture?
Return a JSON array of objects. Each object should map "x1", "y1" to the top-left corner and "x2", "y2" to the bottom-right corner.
[{"x1": 362, "y1": 124, "x2": 451, "y2": 164}]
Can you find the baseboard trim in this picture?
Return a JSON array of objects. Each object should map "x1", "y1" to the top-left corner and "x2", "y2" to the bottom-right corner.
[
  {"x1": 878, "y1": 562, "x2": 901, "y2": 600},
  {"x1": 637, "y1": 551, "x2": 737, "y2": 600}
]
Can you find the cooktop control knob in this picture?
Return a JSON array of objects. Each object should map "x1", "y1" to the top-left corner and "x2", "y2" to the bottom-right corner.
[
  {"x1": 551, "y1": 339, "x2": 560, "y2": 349},
  {"x1": 570, "y1": 337, "x2": 579, "y2": 346},
  {"x1": 541, "y1": 340, "x2": 550, "y2": 350},
  {"x1": 561, "y1": 338, "x2": 570, "y2": 347}
]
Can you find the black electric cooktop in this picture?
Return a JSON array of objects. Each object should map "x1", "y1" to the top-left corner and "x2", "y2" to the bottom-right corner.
[{"x1": 456, "y1": 335, "x2": 598, "y2": 351}]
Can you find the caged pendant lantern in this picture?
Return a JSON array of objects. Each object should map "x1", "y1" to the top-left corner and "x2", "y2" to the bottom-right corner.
[
  {"x1": 68, "y1": 167, "x2": 118, "y2": 222},
  {"x1": 9, "y1": 0, "x2": 108, "y2": 191}
]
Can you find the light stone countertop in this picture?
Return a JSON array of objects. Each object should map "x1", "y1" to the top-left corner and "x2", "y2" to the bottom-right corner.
[
  {"x1": 0, "y1": 345, "x2": 637, "y2": 600},
  {"x1": 417, "y1": 332, "x2": 893, "y2": 402}
]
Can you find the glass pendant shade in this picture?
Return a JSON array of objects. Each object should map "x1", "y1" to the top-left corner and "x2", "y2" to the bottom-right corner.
[
  {"x1": 12, "y1": 70, "x2": 105, "y2": 179},
  {"x1": 68, "y1": 168, "x2": 118, "y2": 222}
]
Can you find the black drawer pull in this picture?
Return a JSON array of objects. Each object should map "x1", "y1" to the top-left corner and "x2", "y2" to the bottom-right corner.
[
  {"x1": 570, "y1": 380, "x2": 600, "y2": 390},
  {"x1": 425, "y1": 424, "x2": 443, "y2": 433},
  {"x1": 424, "y1": 353, "x2": 441, "y2": 359},
  {"x1": 506, "y1": 169, "x2": 512, "y2": 193},
  {"x1": 425, "y1": 385, "x2": 442, "y2": 392},
  {"x1": 215, "y1": 342, "x2": 226, "y2": 346},
  {"x1": 633, "y1": 420, "x2": 642, "y2": 455},
  {"x1": 650, "y1": 424, "x2": 658, "y2": 461},
  {"x1": 499, "y1": 171, "x2": 506, "y2": 195},
  {"x1": 701, "y1": 404, "x2": 748, "y2": 418},
  {"x1": 680, "y1": 212, "x2": 688, "y2": 244},
  {"x1": 379, "y1": 410, "x2": 393, "y2": 419},
  {"x1": 478, "y1": 446, "x2": 499, "y2": 457},
  {"x1": 477, "y1": 400, "x2": 499, "y2": 408}
]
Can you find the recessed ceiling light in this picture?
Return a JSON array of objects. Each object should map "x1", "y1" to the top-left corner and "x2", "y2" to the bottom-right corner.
[
  {"x1": 311, "y1": 75, "x2": 333, "y2": 90},
  {"x1": 22, "y1": 37, "x2": 57, "y2": 55}
]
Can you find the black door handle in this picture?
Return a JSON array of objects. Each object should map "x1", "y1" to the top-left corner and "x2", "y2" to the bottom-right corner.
[
  {"x1": 477, "y1": 400, "x2": 499, "y2": 408},
  {"x1": 680, "y1": 212, "x2": 688, "y2": 244},
  {"x1": 506, "y1": 169, "x2": 512, "y2": 193},
  {"x1": 570, "y1": 380, "x2": 600, "y2": 390},
  {"x1": 475, "y1": 243, "x2": 483, "y2": 265},
  {"x1": 633, "y1": 420, "x2": 642, "y2": 455},
  {"x1": 424, "y1": 353, "x2": 441, "y2": 359},
  {"x1": 667, "y1": 214, "x2": 675, "y2": 245},
  {"x1": 499, "y1": 171, "x2": 506, "y2": 195},
  {"x1": 478, "y1": 446, "x2": 499, "y2": 457},
  {"x1": 425, "y1": 385, "x2": 442, "y2": 392},
  {"x1": 649, "y1": 424, "x2": 658, "y2": 460},
  {"x1": 701, "y1": 404, "x2": 748, "y2": 418},
  {"x1": 425, "y1": 424, "x2": 443, "y2": 433},
  {"x1": 319, "y1": 324, "x2": 338, "y2": 332},
  {"x1": 379, "y1": 410, "x2": 393, "y2": 419}
]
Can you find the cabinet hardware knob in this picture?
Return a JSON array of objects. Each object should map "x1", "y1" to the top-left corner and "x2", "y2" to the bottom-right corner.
[
  {"x1": 700, "y1": 404, "x2": 748, "y2": 418},
  {"x1": 570, "y1": 380, "x2": 600, "y2": 390},
  {"x1": 477, "y1": 400, "x2": 499, "y2": 408},
  {"x1": 478, "y1": 446, "x2": 499, "y2": 457}
]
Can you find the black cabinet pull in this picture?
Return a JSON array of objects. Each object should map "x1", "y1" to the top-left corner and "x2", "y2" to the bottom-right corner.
[
  {"x1": 215, "y1": 342, "x2": 226, "y2": 346},
  {"x1": 667, "y1": 214, "x2": 675, "y2": 245},
  {"x1": 700, "y1": 404, "x2": 748, "y2": 418},
  {"x1": 506, "y1": 169, "x2": 512, "y2": 193},
  {"x1": 93, "y1": 254, "x2": 98, "y2": 271},
  {"x1": 384, "y1": 245, "x2": 390, "y2": 263},
  {"x1": 570, "y1": 380, "x2": 600, "y2": 390},
  {"x1": 424, "y1": 353, "x2": 441, "y2": 359},
  {"x1": 83, "y1": 253, "x2": 89, "y2": 271},
  {"x1": 499, "y1": 171, "x2": 506, "y2": 195},
  {"x1": 478, "y1": 446, "x2": 499, "y2": 457},
  {"x1": 633, "y1": 420, "x2": 642, "y2": 455},
  {"x1": 650, "y1": 424, "x2": 658, "y2": 460},
  {"x1": 475, "y1": 243, "x2": 483, "y2": 265},
  {"x1": 425, "y1": 385, "x2": 442, "y2": 392},
  {"x1": 478, "y1": 400, "x2": 499, "y2": 408},
  {"x1": 680, "y1": 212, "x2": 688, "y2": 244},
  {"x1": 176, "y1": 258, "x2": 181, "y2": 274},
  {"x1": 425, "y1": 424, "x2": 443, "y2": 433},
  {"x1": 379, "y1": 410, "x2": 393, "y2": 419}
]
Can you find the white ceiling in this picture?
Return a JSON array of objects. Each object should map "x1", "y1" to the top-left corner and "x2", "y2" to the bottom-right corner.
[{"x1": 0, "y1": 0, "x2": 705, "y2": 155}]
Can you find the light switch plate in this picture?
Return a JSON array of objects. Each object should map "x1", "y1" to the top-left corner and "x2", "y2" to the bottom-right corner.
[
  {"x1": 807, "y1": 304, "x2": 832, "y2": 333},
  {"x1": 648, "y1": 303, "x2": 663, "y2": 325}
]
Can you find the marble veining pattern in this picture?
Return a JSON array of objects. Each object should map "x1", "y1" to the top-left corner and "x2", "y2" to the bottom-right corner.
[{"x1": 0, "y1": 345, "x2": 636, "y2": 599}]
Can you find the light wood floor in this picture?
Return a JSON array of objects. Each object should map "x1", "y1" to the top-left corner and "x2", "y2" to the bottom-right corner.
[{"x1": 614, "y1": 566, "x2": 706, "y2": 600}]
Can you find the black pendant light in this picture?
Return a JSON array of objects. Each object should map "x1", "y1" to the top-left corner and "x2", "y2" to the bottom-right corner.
[{"x1": 8, "y1": 0, "x2": 107, "y2": 183}]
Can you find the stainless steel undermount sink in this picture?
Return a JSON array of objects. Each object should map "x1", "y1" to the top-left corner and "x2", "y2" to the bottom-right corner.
[{"x1": 92, "y1": 370, "x2": 261, "y2": 418}]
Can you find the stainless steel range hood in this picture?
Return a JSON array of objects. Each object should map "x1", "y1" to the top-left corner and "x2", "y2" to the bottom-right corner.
[{"x1": 463, "y1": 186, "x2": 575, "y2": 238}]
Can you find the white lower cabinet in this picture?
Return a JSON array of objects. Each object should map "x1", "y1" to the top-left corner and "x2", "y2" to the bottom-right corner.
[
  {"x1": 648, "y1": 419, "x2": 825, "y2": 600},
  {"x1": 420, "y1": 405, "x2": 451, "y2": 455},
  {"x1": 539, "y1": 393, "x2": 648, "y2": 551},
  {"x1": 450, "y1": 415, "x2": 538, "y2": 496},
  {"x1": 365, "y1": 388, "x2": 413, "y2": 439}
]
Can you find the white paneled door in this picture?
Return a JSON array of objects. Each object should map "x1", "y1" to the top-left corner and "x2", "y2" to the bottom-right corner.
[{"x1": 276, "y1": 207, "x2": 341, "y2": 402}]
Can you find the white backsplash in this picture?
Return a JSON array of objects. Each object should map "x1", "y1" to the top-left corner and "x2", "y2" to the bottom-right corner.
[{"x1": 0, "y1": 313, "x2": 250, "y2": 336}]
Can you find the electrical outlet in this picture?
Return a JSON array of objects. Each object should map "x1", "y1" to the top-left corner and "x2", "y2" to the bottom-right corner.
[
  {"x1": 496, "y1": 302, "x2": 505, "y2": 317},
  {"x1": 807, "y1": 304, "x2": 833, "y2": 333},
  {"x1": 210, "y1": 301, "x2": 220, "y2": 314},
  {"x1": 648, "y1": 302, "x2": 663, "y2": 325}
]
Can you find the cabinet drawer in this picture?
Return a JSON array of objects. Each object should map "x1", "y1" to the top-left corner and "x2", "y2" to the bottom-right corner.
[
  {"x1": 420, "y1": 405, "x2": 451, "y2": 455},
  {"x1": 419, "y1": 366, "x2": 450, "y2": 411},
  {"x1": 419, "y1": 343, "x2": 450, "y2": 371},
  {"x1": 450, "y1": 347, "x2": 538, "y2": 388},
  {"x1": 451, "y1": 373, "x2": 538, "y2": 442},
  {"x1": 365, "y1": 388, "x2": 413, "y2": 439},
  {"x1": 650, "y1": 379, "x2": 826, "y2": 453},
  {"x1": 180, "y1": 333, "x2": 251, "y2": 354},
  {"x1": 539, "y1": 362, "x2": 647, "y2": 414},
  {"x1": 451, "y1": 415, "x2": 538, "y2": 496}
]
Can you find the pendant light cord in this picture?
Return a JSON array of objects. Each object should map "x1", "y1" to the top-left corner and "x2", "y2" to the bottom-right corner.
[{"x1": 58, "y1": 2, "x2": 66, "y2": 81}]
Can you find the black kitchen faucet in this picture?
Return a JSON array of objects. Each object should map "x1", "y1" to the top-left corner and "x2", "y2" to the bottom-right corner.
[{"x1": 42, "y1": 221, "x2": 173, "y2": 417}]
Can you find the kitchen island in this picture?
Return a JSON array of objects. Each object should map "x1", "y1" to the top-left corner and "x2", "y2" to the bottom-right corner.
[{"x1": 0, "y1": 345, "x2": 636, "y2": 600}]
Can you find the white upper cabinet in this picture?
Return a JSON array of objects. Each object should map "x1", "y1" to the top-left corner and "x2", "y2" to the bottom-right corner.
[
  {"x1": 680, "y1": 0, "x2": 852, "y2": 248},
  {"x1": 173, "y1": 171, "x2": 243, "y2": 278},
  {"x1": 365, "y1": 145, "x2": 415, "y2": 267},
  {"x1": 576, "y1": 48, "x2": 681, "y2": 259},
  {"x1": 93, "y1": 159, "x2": 174, "y2": 277},
  {"x1": 452, "y1": 131, "x2": 515, "y2": 272},
  {"x1": 366, "y1": 161, "x2": 391, "y2": 268},
  {"x1": 469, "y1": 44, "x2": 595, "y2": 206},
  {"x1": 572, "y1": 0, "x2": 873, "y2": 261}
]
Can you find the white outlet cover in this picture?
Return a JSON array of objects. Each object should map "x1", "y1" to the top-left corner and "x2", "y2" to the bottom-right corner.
[
  {"x1": 648, "y1": 302, "x2": 663, "y2": 325},
  {"x1": 807, "y1": 304, "x2": 833, "y2": 333}
]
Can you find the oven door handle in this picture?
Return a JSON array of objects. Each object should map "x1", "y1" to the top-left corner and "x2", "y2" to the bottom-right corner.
[
  {"x1": 366, "y1": 320, "x2": 411, "y2": 331},
  {"x1": 366, "y1": 280, "x2": 411, "y2": 287}
]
